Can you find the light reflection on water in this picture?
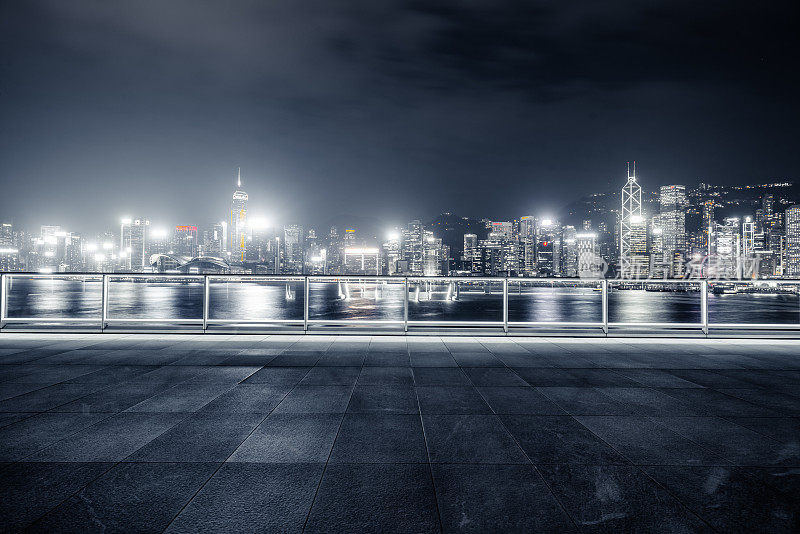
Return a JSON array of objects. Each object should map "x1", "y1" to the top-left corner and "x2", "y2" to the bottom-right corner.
[{"x1": 4, "y1": 278, "x2": 799, "y2": 325}]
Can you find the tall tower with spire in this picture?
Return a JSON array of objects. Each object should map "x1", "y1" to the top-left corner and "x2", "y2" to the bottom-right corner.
[
  {"x1": 230, "y1": 167, "x2": 248, "y2": 262},
  {"x1": 619, "y1": 162, "x2": 646, "y2": 278}
]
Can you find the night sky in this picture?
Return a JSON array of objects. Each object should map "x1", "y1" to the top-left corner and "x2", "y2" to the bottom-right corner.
[{"x1": 1, "y1": 0, "x2": 799, "y2": 233}]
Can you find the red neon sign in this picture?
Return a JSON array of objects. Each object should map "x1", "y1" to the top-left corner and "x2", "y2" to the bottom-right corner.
[{"x1": 175, "y1": 226, "x2": 197, "y2": 232}]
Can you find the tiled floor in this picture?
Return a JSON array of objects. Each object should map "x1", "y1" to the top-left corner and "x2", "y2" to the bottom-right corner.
[{"x1": 0, "y1": 334, "x2": 799, "y2": 532}]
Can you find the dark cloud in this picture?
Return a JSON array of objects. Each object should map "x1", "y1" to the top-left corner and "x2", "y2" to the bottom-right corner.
[{"x1": 0, "y1": 0, "x2": 798, "y2": 233}]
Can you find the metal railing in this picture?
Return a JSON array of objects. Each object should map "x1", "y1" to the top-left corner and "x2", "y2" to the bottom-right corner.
[{"x1": 1, "y1": 272, "x2": 799, "y2": 335}]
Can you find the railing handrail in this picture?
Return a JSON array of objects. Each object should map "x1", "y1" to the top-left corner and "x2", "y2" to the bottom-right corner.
[{"x1": 1, "y1": 273, "x2": 800, "y2": 335}]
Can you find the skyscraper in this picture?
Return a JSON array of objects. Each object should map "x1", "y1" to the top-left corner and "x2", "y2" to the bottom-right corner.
[
  {"x1": 130, "y1": 217, "x2": 150, "y2": 271},
  {"x1": 620, "y1": 162, "x2": 646, "y2": 278},
  {"x1": 283, "y1": 225, "x2": 304, "y2": 274},
  {"x1": 659, "y1": 185, "x2": 686, "y2": 277},
  {"x1": 463, "y1": 233, "x2": 478, "y2": 272},
  {"x1": 785, "y1": 206, "x2": 800, "y2": 277},
  {"x1": 402, "y1": 220, "x2": 424, "y2": 275},
  {"x1": 702, "y1": 200, "x2": 715, "y2": 253},
  {"x1": 230, "y1": 168, "x2": 248, "y2": 263},
  {"x1": 519, "y1": 216, "x2": 536, "y2": 276}
]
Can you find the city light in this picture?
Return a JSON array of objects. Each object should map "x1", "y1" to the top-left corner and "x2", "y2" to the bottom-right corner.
[
  {"x1": 150, "y1": 228, "x2": 169, "y2": 239},
  {"x1": 0, "y1": 164, "x2": 793, "y2": 281},
  {"x1": 249, "y1": 217, "x2": 271, "y2": 230}
]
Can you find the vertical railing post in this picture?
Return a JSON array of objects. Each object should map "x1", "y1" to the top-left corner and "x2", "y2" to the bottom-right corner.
[
  {"x1": 403, "y1": 277, "x2": 409, "y2": 333},
  {"x1": 0, "y1": 274, "x2": 6, "y2": 332},
  {"x1": 101, "y1": 274, "x2": 108, "y2": 332},
  {"x1": 701, "y1": 279, "x2": 708, "y2": 336},
  {"x1": 502, "y1": 278, "x2": 509, "y2": 334},
  {"x1": 203, "y1": 275, "x2": 210, "y2": 332},
  {"x1": 602, "y1": 279, "x2": 609, "y2": 335},
  {"x1": 304, "y1": 276, "x2": 310, "y2": 332}
]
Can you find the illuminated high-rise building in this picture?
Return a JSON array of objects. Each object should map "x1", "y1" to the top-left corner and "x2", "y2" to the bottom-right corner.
[
  {"x1": 560, "y1": 225, "x2": 578, "y2": 277},
  {"x1": 130, "y1": 217, "x2": 150, "y2": 271},
  {"x1": 119, "y1": 219, "x2": 132, "y2": 269},
  {"x1": 659, "y1": 185, "x2": 686, "y2": 277},
  {"x1": 383, "y1": 230, "x2": 402, "y2": 275},
  {"x1": 230, "y1": 168, "x2": 248, "y2": 263},
  {"x1": 210, "y1": 222, "x2": 227, "y2": 255},
  {"x1": 620, "y1": 162, "x2": 646, "y2": 277},
  {"x1": 283, "y1": 225, "x2": 304, "y2": 274},
  {"x1": 402, "y1": 220, "x2": 424, "y2": 275},
  {"x1": 519, "y1": 216, "x2": 536, "y2": 276},
  {"x1": 710, "y1": 218, "x2": 740, "y2": 279},
  {"x1": 463, "y1": 233, "x2": 478, "y2": 272},
  {"x1": 535, "y1": 218, "x2": 558, "y2": 276},
  {"x1": 702, "y1": 200, "x2": 715, "y2": 252},
  {"x1": 576, "y1": 232, "x2": 601, "y2": 278},
  {"x1": 785, "y1": 206, "x2": 800, "y2": 277},
  {"x1": 0, "y1": 222, "x2": 20, "y2": 272}
]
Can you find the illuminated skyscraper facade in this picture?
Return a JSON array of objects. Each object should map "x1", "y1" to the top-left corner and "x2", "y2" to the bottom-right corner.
[
  {"x1": 785, "y1": 206, "x2": 800, "y2": 277},
  {"x1": 620, "y1": 162, "x2": 645, "y2": 277},
  {"x1": 230, "y1": 168, "x2": 248, "y2": 263},
  {"x1": 130, "y1": 217, "x2": 150, "y2": 271},
  {"x1": 659, "y1": 185, "x2": 686, "y2": 277}
]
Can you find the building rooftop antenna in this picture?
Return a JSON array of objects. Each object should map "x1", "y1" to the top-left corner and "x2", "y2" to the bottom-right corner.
[{"x1": 237, "y1": 167, "x2": 241, "y2": 188}]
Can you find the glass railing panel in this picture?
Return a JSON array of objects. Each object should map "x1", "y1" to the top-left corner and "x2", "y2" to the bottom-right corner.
[
  {"x1": 708, "y1": 281, "x2": 800, "y2": 325},
  {"x1": 107, "y1": 275, "x2": 203, "y2": 321},
  {"x1": 507, "y1": 279, "x2": 602, "y2": 323},
  {"x1": 208, "y1": 277, "x2": 304, "y2": 322},
  {"x1": 608, "y1": 281, "x2": 702, "y2": 325},
  {"x1": 4, "y1": 275, "x2": 102, "y2": 319},
  {"x1": 407, "y1": 279, "x2": 503, "y2": 324},
  {"x1": 308, "y1": 278, "x2": 405, "y2": 322}
]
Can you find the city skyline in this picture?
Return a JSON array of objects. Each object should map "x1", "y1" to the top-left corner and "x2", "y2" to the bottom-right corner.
[
  {"x1": 2, "y1": 164, "x2": 799, "y2": 280},
  {"x1": 0, "y1": 164, "x2": 794, "y2": 235}
]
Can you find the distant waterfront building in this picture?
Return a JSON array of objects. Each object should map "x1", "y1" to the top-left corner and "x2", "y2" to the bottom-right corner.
[
  {"x1": 382, "y1": 231, "x2": 402, "y2": 275},
  {"x1": 210, "y1": 222, "x2": 227, "y2": 255},
  {"x1": 535, "y1": 218, "x2": 558, "y2": 276},
  {"x1": 283, "y1": 225, "x2": 304, "y2": 274},
  {"x1": 620, "y1": 163, "x2": 647, "y2": 277},
  {"x1": 463, "y1": 233, "x2": 478, "y2": 273},
  {"x1": 344, "y1": 247, "x2": 380, "y2": 275},
  {"x1": 402, "y1": 220, "x2": 424, "y2": 275},
  {"x1": 649, "y1": 219, "x2": 667, "y2": 279},
  {"x1": 576, "y1": 232, "x2": 602, "y2": 278},
  {"x1": 422, "y1": 231, "x2": 444, "y2": 276},
  {"x1": 173, "y1": 225, "x2": 199, "y2": 258},
  {"x1": 130, "y1": 217, "x2": 150, "y2": 271},
  {"x1": 230, "y1": 168, "x2": 248, "y2": 263},
  {"x1": 702, "y1": 200, "x2": 715, "y2": 253},
  {"x1": 119, "y1": 218, "x2": 132, "y2": 270},
  {"x1": 711, "y1": 218, "x2": 741, "y2": 279},
  {"x1": 519, "y1": 216, "x2": 536, "y2": 276},
  {"x1": 0, "y1": 222, "x2": 20, "y2": 271},
  {"x1": 785, "y1": 206, "x2": 800, "y2": 277},
  {"x1": 659, "y1": 185, "x2": 686, "y2": 277}
]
